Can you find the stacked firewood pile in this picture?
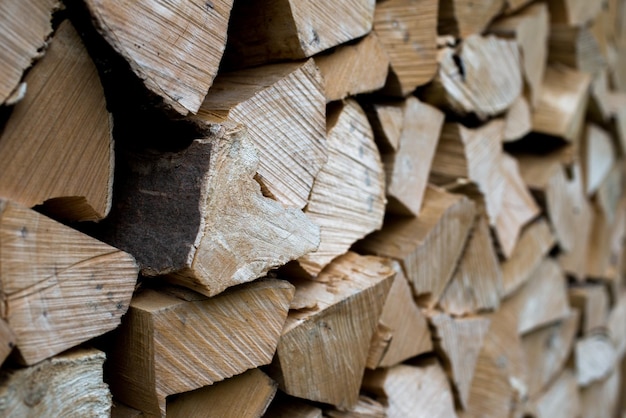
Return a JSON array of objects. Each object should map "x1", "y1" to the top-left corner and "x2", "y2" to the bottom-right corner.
[{"x1": 1, "y1": 0, "x2": 626, "y2": 416}]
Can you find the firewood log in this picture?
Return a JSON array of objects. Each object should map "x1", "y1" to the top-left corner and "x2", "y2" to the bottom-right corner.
[
  {"x1": 532, "y1": 369, "x2": 581, "y2": 418},
  {"x1": 324, "y1": 396, "x2": 386, "y2": 418},
  {"x1": 580, "y1": 369, "x2": 621, "y2": 418},
  {"x1": 549, "y1": 24, "x2": 607, "y2": 75},
  {"x1": 438, "y1": 0, "x2": 505, "y2": 39},
  {"x1": 107, "y1": 279, "x2": 294, "y2": 417},
  {"x1": 575, "y1": 333, "x2": 617, "y2": 387},
  {"x1": 608, "y1": 292, "x2": 626, "y2": 358},
  {"x1": 581, "y1": 124, "x2": 616, "y2": 196},
  {"x1": 504, "y1": 96, "x2": 533, "y2": 141},
  {"x1": 0, "y1": 20, "x2": 114, "y2": 221},
  {"x1": 263, "y1": 394, "x2": 323, "y2": 418},
  {"x1": 547, "y1": 0, "x2": 603, "y2": 26},
  {"x1": 569, "y1": 284, "x2": 610, "y2": 335},
  {"x1": 0, "y1": 319, "x2": 15, "y2": 367},
  {"x1": 596, "y1": 163, "x2": 623, "y2": 222},
  {"x1": 586, "y1": 200, "x2": 626, "y2": 282}
]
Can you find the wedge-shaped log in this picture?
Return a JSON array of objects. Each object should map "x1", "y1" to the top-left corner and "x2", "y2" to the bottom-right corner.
[
  {"x1": 439, "y1": 216, "x2": 503, "y2": 315},
  {"x1": 224, "y1": 0, "x2": 375, "y2": 68},
  {"x1": 367, "y1": 103, "x2": 404, "y2": 151},
  {"x1": 438, "y1": 0, "x2": 504, "y2": 38},
  {"x1": 585, "y1": 199, "x2": 625, "y2": 281},
  {"x1": 532, "y1": 370, "x2": 581, "y2": 418},
  {"x1": 362, "y1": 360, "x2": 458, "y2": 418},
  {"x1": 547, "y1": 0, "x2": 603, "y2": 26},
  {"x1": 0, "y1": 200, "x2": 137, "y2": 365},
  {"x1": 490, "y1": 3, "x2": 549, "y2": 107},
  {"x1": 315, "y1": 33, "x2": 389, "y2": 102},
  {"x1": 0, "y1": 348, "x2": 111, "y2": 417},
  {"x1": 501, "y1": 218, "x2": 555, "y2": 296},
  {"x1": 99, "y1": 123, "x2": 319, "y2": 297},
  {"x1": 108, "y1": 279, "x2": 293, "y2": 417},
  {"x1": 196, "y1": 60, "x2": 326, "y2": 209},
  {"x1": 531, "y1": 66, "x2": 591, "y2": 142},
  {"x1": 166, "y1": 369, "x2": 277, "y2": 418},
  {"x1": 596, "y1": 162, "x2": 623, "y2": 223},
  {"x1": 569, "y1": 284, "x2": 609, "y2": 335},
  {"x1": 0, "y1": 0, "x2": 59, "y2": 104},
  {"x1": 367, "y1": 261, "x2": 432, "y2": 369},
  {"x1": 504, "y1": 96, "x2": 532, "y2": 141},
  {"x1": 424, "y1": 35, "x2": 522, "y2": 119},
  {"x1": 358, "y1": 186, "x2": 475, "y2": 308},
  {"x1": 549, "y1": 24, "x2": 606, "y2": 75},
  {"x1": 297, "y1": 100, "x2": 385, "y2": 276},
  {"x1": 270, "y1": 252, "x2": 393, "y2": 409},
  {"x1": 521, "y1": 312, "x2": 579, "y2": 398},
  {"x1": 0, "y1": 20, "x2": 113, "y2": 222},
  {"x1": 430, "y1": 313, "x2": 491, "y2": 410},
  {"x1": 84, "y1": 0, "x2": 233, "y2": 114},
  {"x1": 575, "y1": 333, "x2": 617, "y2": 387},
  {"x1": 581, "y1": 124, "x2": 615, "y2": 196},
  {"x1": 324, "y1": 396, "x2": 386, "y2": 418},
  {"x1": 377, "y1": 97, "x2": 444, "y2": 216},
  {"x1": 373, "y1": 0, "x2": 438, "y2": 96},
  {"x1": 580, "y1": 369, "x2": 620, "y2": 418}
]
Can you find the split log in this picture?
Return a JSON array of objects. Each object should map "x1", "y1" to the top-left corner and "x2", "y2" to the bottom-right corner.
[
  {"x1": 195, "y1": 59, "x2": 327, "y2": 209},
  {"x1": 569, "y1": 284, "x2": 610, "y2": 335},
  {"x1": 504, "y1": 96, "x2": 532, "y2": 141},
  {"x1": 490, "y1": 3, "x2": 550, "y2": 107},
  {"x1": 362, "y1": 359, "x2": 458, "y2": 418},
  {"x1": 324, "y1": 396, "x2": 386, "y2": 418},
  {"x1": 0, "y1": 319, "x2": 15, "y2": 367},
  {"x1": 0, "y1": 20, "x2": 114, "y2": 222},
  {"x1": 438, "y1": 0, "x2": 505, "y2": 39},
  {"x1": 580, "y1": 369, "x2": 621, "y2": 418},
  {"x1": 264, "y1": 394, "x2": 323, "y2": 418},
  {"x1": 439, "y1": 216, "x2": 503, "y2": 315},
  {"x1": 367, "y1": 261, "x2": 433, "y2": 369},
  {"x1": 608, "y1": 292, "x2": 626, "y2": 357},
  {"x1": 547, "y1": 0, "x2": 603, "y2": 26},
  {"x1": 84, "y1": 0, "x2": 233, "y2": 114},
  {"x1": 596, "y1": 162, "x2": 623, "y2": 223},
  {"x1": 575, "y1": 333, "x2": 617, "y2": 387},
  {"x1": 581, "y1": 124, "x2": 615, "y2": 196},
  {"x1": 531, "y1": 66, "x2": 591, "y2": 142},
  {"x1": 373, "y1": 0, "x2": 438, "y2": 96},
  {"x1": 366, "y1": 102, "x2": 404, "y2": 151},
  {"x1": 586, "y1": 199, "x2": 626, "y2": 281},
  {"x1": 224, "y1": 0, "x2": 375, "y2": 68},
  {"x1": 549, "y1": 24, "x2": 606, "y2": 75},
  {"x1": 0, "y1": 200, "x2": 137, "y2": 365},
  {"x1": 0, "y1": 0, "x2": 59, "y2": 105},
  {"x1": 423, "y1": 35, "x2": 522, "y2": 119},
  {"x1": 521, "y1": 312, "x2": 579, "y2": 398},
  {"x1": 589, "y1": 70, "x2": 612, "y2": 123},
  {"x1": 315, "y1": 33, "x2": 389, "y2": 102},
  {"x1": 98, "y1": 123, "x2": 319, "y2": 297},
  {"x1": 532, "y1": 369, "x2": 581, "y2": 418},
  {"x1": 504, "y1": 0, "x2": 534, "y2": 13},
  {"x1": 501, "y1": 218, "x2": 555, "y2": 297},
  {"x1": 107, "y1": 279, "x2": 294, "y2": 417},
  {"x1": 270, "y1": 252, "x2": 393, "y2": 409},
  {"x1": 357, "y1": 186, "x2": 476, "y2": 308},
  {"x1": 166, "y1": 369, "x2": 276, "y2": 418},
  {"x1": 430, "y1": 313, "x2": 491, "y2": 409},
  {"x1": 0, "y1": 348, "x2": 111, "y2": 417},
  {"x1": 297, "y1": 100, "x2": 385, "y2": 276},
  {"x1": 378, "y1": 97, "x2": 444, "y2": 216},
  {"x1": 607, "y1": 93, "x2": 626, "y2": 155}
]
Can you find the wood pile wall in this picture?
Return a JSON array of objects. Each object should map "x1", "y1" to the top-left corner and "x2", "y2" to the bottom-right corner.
[{"x1": 1, "y1": 0, "x2": 626, "y2": 416}]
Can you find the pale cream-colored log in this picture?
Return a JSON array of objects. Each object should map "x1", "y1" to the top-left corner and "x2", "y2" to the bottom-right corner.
[
  {"x1": 608, "y1": 292, "x2": 626, "y2": 357},
  {"x1": 381, "y1": 97, "x2": 444, "y2": 216},
  {"x1": 430, "y1": 313, "x2": 491, "y2": 409},
  {"x1": 0, "y1": 20, "x2": 113, "y2": 222},
  {"x1": 0, "y1": 348, "x2": 111, "y2": 418},
  {"x1": 224, "y1": 0, "x2": 375, "y2": 68},
  {"x1": 362, "y1": 360, "x2": 458, "y2": 418},
  {"x1": 195, "y1": 60, "x2": 326, "y2": 209},
  {"x1": 580, "y1": 369, "x2": 621, "y2": 418},
  {"x1": 589, "y1": 70, "x2": 612, "y2": 123},
  {"x1": 166, "y1": 369, "x2": 276, "y2": 418},
  {"x1": 439, "y1": 216, "x2": 502, "y2": 315},
  {"x1": 532, "y1": 369, "x2": 581, "y2": 418},
  {"x1": 98, "y1": 123, "x2": 319, "y2": 297},
  {"x1": 581, "y1": 124, "x2": 615, "y2": 196},
  {"x1": 547, "y1": 0, "x2": 603, "y2": 26},
  {"x1": 490, "y1": 3, "x2": 549, "y2": 107},
  {"x1": 270, "y1": 252, "x2": 393, "y2": 410},
  {"x1": 0, "y1": 0, "x2": 59, "y2": 104},
  {"x1": 569, "y1": 284, "x2": 610, "y2": 335},
  {"x1": 521, "y1": 312, "x2": 579, "y2": 398},
  {"x1": 549, "y1": 24, "x2": 606, "y2": 75},
  {"x1": 108, "y1": 279, "x2": 293, "y2": 417},
  {"x1": 373, "y1": 0, "x2": 438, "y2": 96},
  {"x1": 575, "y1": 333, "x2": 617, "y2": 387},
  {"x1": 0, "y1": 200, "x2": 137, "y2": 366},
  {"x1": 504, "y1": 96, "x2": 532, "y2": 141},
  {"x1": 315, "y1": 33, "x2": 389, "y2": 102},
  {"x1": 324, "y1": 396, "x2": 386, "y2": 418},
  {"x1": 501, "y1": 218, "x2": 555, "y2": 297},
  {"x1": 596, "y1": 163, "x2": 623, "y2": 223},
  {"x1": 358, "y1": 186, "x2": 475, "y2": 308},
  {"x1": 297, "y1": 100, "x2": 385, "y2": 276},
  {"x1": 438, "y1": 0, "x2": 504, "y2": 38},
  {"x1": 84, "y1": 0, "x2": 233, "y2": 114},
  {"x1": 531, "y1": 66, "x2": 591, "y2": 142},
  {"x1": 423, "y1": 35, "x2": 522, "y2": 119},
  {"x1": 367, "y1": 261, "x2": 433, "y2": 369}
]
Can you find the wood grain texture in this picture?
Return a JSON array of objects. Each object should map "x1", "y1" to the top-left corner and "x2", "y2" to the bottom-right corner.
[
  {"x1": 197, "y1": 60, "x2": 327, "y2": 209},
  {"x1": 569, "y1": 284, "x2": 609, "y2": 335},
  {"x1": 99, "y1": 123, "x2": 319, "y2": 297},
  {"x1": 580, "y1": 368, "x2": 621, "y2": 418},
  {"x1": 0, "y1": 200, "x2": 138, "y2": 365},
  {"x1": 367, "y1": 102, "x2": 404, "y2": 152},
  {"x1": 84, "y1": 0, "x2": 233, "y2": 114},
  {"x1": 271, "y1": 252, "x2": 393, "y2": 409},
  {"x1": 547, "y1": 0, "x2": 603, "y2": 26},
  {"x1": 438, "y1": 0, "x2": 505, "y2": 38},
  {"x1": 533, "y1": 369, "x2": 581, "y2": 418},
  {"x1": 0, "y1": 348, "x2": 111, "y2": 418},
  {"x1": 549, "y1": 24, "x2": 606, "y2": 75},
  {"x1": 582, "y1": 124, "x2": 615, "y2": 196},
  {"x1": 0, "y1": 20, "x2": 114, "y2": 221},
  {"x1": 324, "y1": 396, "x2": 386, "y2": 418},
  {"x1": 358, "y1": 186, "x2": 476, "y2": 308},
  {"x1": 504, "y1": 96, "x2": 532, "y2": 141},
  {"x1": 609, "y1": 292, "x2": 626, "y2": 358},
  {"x1": 108, "y1": 279, "x2": 294, "y2": 417},
  {"x1": 0, "y1": 319, "x2": 15, "y2": 367},
  {"x1": 264, "y1": 394, "x2": 323, "y2": 418},
  {"x1": 373, "y1": 0, "x2": 438, "y2": 96},
  {"x1": 575, "y1": 333, "x2": 617, "y2": 387},
  {"x1": 297, "y1": 100, "x2": 385, "y2": 276},
  {"x1": 0, "y1": 0, "x2": 59, "y2": 104}
]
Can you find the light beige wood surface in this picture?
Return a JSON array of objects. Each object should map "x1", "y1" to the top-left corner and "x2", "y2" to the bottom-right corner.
[{"x1": 438, "y1": 0, "x2": 504, "y2": 38}]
